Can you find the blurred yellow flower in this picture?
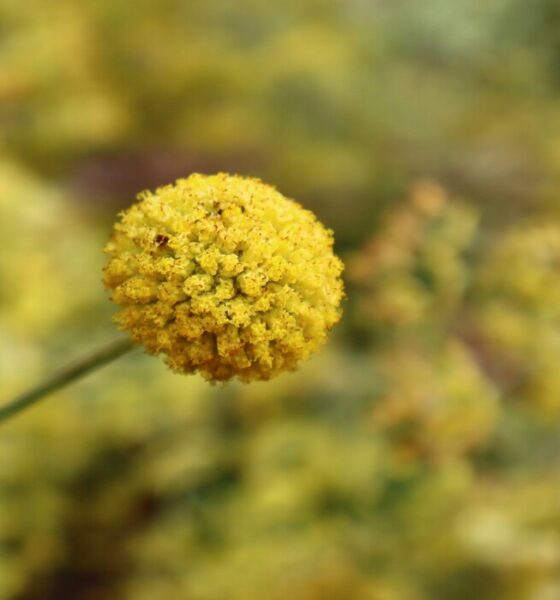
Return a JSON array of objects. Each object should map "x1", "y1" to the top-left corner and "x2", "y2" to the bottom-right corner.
[{"x1": 104, "y1": 173, "x2": 344, "y2": 382}]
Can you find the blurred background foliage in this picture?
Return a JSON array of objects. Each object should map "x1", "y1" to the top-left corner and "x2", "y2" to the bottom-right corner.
[{"x1": 2, "y1": 0, "x2": 560, "y2": 598}]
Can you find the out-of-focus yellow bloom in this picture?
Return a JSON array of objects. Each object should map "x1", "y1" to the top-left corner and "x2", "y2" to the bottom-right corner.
[
  {"x1": 472, "y1": 224, "x2": 560, "y2": 411},
  {"x1": 372, "y1": 340, "x2": 498, "y2": 462},
  {"x1": 348, "y1": 181, "x2": 478, "y2": 332},
  {"x1": 474, "y1": 224, "x2": 560, "y2": 321},
  {"x1": 104, "y1": 173, "x2": 344, "y2": 382}
]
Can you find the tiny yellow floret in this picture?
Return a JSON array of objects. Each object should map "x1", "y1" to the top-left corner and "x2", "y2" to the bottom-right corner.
[{"x1": 103, "y1": 173, "x2": 344, "y2": 382}]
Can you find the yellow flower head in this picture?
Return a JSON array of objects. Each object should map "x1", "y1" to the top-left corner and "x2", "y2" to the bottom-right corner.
[{"x1": 103, "y1": 173, "x2": 344, "y2": 382}]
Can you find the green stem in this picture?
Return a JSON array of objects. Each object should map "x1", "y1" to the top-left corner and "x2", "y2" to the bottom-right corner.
[{"x1": 0, "y1": 337, "x2": 135, "y2": 425}]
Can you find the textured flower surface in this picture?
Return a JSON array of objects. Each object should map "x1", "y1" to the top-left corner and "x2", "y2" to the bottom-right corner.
[{"x1": 103, "y1": 173, "x2": 344, "y2": 381}]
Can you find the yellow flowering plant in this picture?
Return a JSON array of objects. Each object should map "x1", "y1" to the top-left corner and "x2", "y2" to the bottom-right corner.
[
  {"x1": 0, "y1": 174, "x2": 344, "y2": 422},
  {"x1": 104, "y1": 173, "x2": 344, "y2": 382}
]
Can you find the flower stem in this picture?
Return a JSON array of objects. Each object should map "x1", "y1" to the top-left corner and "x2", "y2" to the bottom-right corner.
[{"x1": 0, "y1": 337, "x2": 135, "y2": 425}]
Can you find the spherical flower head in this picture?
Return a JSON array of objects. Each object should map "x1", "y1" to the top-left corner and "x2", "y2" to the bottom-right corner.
[{"x1": 103, "y1": 173, "x2": 344, "y2": 382}]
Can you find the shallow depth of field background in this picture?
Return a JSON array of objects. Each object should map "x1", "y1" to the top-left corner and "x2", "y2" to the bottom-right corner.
[{"x1": 2, "y1": 1, "x2": 560, "y2": 599}]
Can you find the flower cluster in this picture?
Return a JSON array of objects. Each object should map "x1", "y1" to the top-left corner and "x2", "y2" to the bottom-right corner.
[
  {"x1": 373, "y1": 341, "x2": 498, "y2": 461},
  {"x1": 348, "y1": 181, "x2": 478, "y2": 333},
  {"x1": 472, "y1": 224, "x2": 560, "y2": 411},
  {"x1": 103, "y1": 173, "x2": 344, "y2": 382}
]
